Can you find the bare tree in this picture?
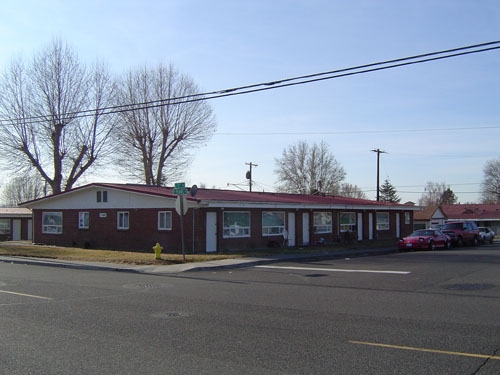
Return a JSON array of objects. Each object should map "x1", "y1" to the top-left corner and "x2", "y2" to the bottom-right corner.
[
  {"x1": 481, "y1": 157, "x2": 500, "y2": 203},
  {"x1": 274, "y1": 140, "x2": 345, "y2": 194},
  {"x1": 1, "y1": 172, "x2": 46, "y2": 206},
  {"x1": 337, "y1": 183, "x2": 367, "y2": 199},
  {"x1": 0, "y1": 39, "x2": 117, "y2": 194},
  {"x1": 114, "y1": 64, "x2": 216, "y2": 186},
  {"x1": 418, "y1": 181, "x2": 456, "y2": 206}
]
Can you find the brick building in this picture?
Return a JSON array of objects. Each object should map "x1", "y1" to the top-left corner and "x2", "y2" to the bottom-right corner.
[{"x1": 20, "y1": 183, "x2": 418, "y2": 252}]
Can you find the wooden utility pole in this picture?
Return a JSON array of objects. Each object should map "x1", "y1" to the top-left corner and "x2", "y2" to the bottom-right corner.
[
  {"x1": 371, "y1": 149, "x2": 387, "y2": 201},
  {"x1": 245, "y1": 162, "x2": 258, "y2": 192}
]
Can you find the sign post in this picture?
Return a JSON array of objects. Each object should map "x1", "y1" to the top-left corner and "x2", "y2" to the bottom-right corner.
[{"x1": 173, "y1": 182, "x2": 188, "y2": 261}]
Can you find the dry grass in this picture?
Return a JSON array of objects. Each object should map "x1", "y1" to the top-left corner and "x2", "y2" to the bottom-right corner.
[
  {"x1": 0, "y1": 241, "x2": 242, "y2": 265},
  {"x1": 0, "y1": 239, "x2": 396, "y2": 265}
]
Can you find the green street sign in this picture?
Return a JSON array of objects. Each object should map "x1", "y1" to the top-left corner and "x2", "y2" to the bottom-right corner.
[
  {"x1": 173, "y1": 182, "x2": 187, "y2": 195},
  {"x1": 173, "y1": 187, "x2": 188, "y2": 195}
]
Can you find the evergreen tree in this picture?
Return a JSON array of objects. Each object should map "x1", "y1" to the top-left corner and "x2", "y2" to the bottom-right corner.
[
  {"x1": 440, "y1": 188, "x2": 457, "y2": 205},
  {"x1": 379, "y1": 178, "x2": 401, "y2": 203}
]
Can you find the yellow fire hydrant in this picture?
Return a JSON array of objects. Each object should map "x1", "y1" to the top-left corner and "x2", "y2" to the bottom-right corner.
[{"x1": 152, "y1": 242, "x2": 163, "y2": 260}]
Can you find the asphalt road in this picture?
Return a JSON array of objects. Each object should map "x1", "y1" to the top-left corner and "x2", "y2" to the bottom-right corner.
[{"x1": 1, "y1": 245, "x2": 499, "y2": 374}]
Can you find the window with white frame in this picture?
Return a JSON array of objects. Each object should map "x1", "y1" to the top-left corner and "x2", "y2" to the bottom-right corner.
[
  {"x1": 117, "y1": 211, "x2": 129, "y2": 230},
  {"x1": 313, "y1": 212, "x2": 332, "y2": 233},
  {"x1": 78, "y1": 212, "x2": 89, "y2": 229},
  {"x1": 158, "y1": 211, "x2": 172, "y2": 230},
  {"x1": 339, "y1": 212, "x2": 356, "y2": 232},
  {"x1": 0, "y1": 219, "x2": 10, "y2": 234},
  {"x1": 405, "y1": 212, "x2": 410, "y2": 224},
  {"x1": 262, "y1": 211, "x2": 285, "y2": 236},
  {"x1": 376, "y1": 212, "x2": 389, "y2": 230},
  {"x1": 42, "y1": 212, "x2": 63, "y2": 234},
  {"x1": 223, "y1": 211, "x2": 250, "y2": 238}
]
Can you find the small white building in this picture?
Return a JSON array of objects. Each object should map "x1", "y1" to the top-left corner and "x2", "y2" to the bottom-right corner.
[
  {"x1": 0, "y1": 207, "x2": 33, "y2": 241},
  {"x1": 413, "y1": 206, "x2": 447, "y2": 230}
]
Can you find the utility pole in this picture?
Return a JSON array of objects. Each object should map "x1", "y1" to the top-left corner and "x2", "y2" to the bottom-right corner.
[
  {"x1": 371, "y1": 149, "x2": 387, "y2": 201},
  {"x1": 245, "y1": 162, "x2": 258, "y2": 192}
]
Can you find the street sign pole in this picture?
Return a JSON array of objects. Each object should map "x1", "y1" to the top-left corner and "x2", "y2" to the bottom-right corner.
[
  {"x1": 179, "y1": 197, "x2": 185, "y2": 262},
  {"x1": 174, "y1": 182, "x2": 187, "y2": 261}
]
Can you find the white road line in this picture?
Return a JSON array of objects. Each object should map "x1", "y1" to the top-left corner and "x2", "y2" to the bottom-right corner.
[
  {"x1": 0, "y1": 290, "x2": 53, "y2": 300},
  {"x1": 255, "y1": 265, "x2": 410, "y2": 275}
]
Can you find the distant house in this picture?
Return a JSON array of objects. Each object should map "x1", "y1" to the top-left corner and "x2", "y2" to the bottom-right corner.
[
  {"x1": 442, "y1": 204, "x2": 500, "y2": 234},
  {"x1": 20, "y1": 183, "x2": 419, "y2": 252},
  {"x1": 0, "y1": 207, "x2": 33, "y2": 241},
  {"x1": 413, "y1": 205, "x2": 447, "y2": 230}
]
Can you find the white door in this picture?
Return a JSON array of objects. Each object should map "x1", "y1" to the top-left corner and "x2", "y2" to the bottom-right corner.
[
  {"x1": 205, "y1": 212, "x2": 217, "y2": 253},
  {"x1": 357, "y1": 213, "x2": 363, "y2": 241},
  {"x1": 12, "y1": 219, "x2": 21, "y2": 241},
  {"x1": 302, "y1": 212, "x2": 310, "y2": 245},
  {"x1": 396, "y1": 213, "x2": 401, "y2": 238},
  {"x1": 369, "y1": 213, "x2": 374, "y2": 240},
  {"x1": 287, "y1": 212, "x2": 296, "y2": 246}
]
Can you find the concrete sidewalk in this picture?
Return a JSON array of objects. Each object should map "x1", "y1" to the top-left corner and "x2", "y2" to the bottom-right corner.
[{"x1": 0, "y1": 246, "x2": 397, "y2": 275}]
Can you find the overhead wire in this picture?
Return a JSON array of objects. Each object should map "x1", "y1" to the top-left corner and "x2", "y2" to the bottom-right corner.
[{"x1": 1, "y1": 41, "x2": 500, "y2": 127}]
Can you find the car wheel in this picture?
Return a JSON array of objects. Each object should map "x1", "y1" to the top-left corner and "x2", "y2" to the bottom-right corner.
[
  {"x1": 489, "y1": 238, "x2": 494, "y2": 244},
  {"x1": 457, "y1": 236, "x2": 464, "y2": 247},
  {"x1": 445, "y1": 240, "x2": 451, "y2": 249},
  {"x1": 473, "y1": 236, "x2": 479, "y2": 246},
  {"x1": 428, "y1": 241, "x2": 435, "y2": 251}
]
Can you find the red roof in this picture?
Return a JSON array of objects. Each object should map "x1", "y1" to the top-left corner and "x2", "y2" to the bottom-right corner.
[
  {"x1": 20, "y1": 182, "x2": 419, "y2": 209},
  {"x1": 442, "y1": 204, "x2": 500, "y2": 221},
  {"x1": 413, "y1": 205, "x2": 444, "y2": 221},
  {"x1": 94, "y1": 183, "x2": 413, "y2": 208}
]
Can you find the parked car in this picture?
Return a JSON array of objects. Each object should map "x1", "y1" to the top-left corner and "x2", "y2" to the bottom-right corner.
[
  {"x1": 441, "y1": 221, "x2": 480, "y2": 247},
  {"x1": 398, "y1": 229, "x2": 451, "y2": 251},
  {"x1": 478, "y1": 227, "x2": 495, "y2": 244},
  {"x1": 430, "y1": 224, "x2": 446, "y2": 230}
]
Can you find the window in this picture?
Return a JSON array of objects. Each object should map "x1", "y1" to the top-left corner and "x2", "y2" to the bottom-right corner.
[
  {"x1": 97, "y1": 191, "x2": 108, "y2": 203},
  {"x1": 42, "y1": 212, "x2": 63, "y2": 234},
  {"x1": 0, "y1": 219, "x2": 10, "y2": 234},
  {"x1": 117, "y1": 211, "x2": 129, "y2": 230},
  {"x1": 158, "y1": 211, "x2": 172, "y2": 230},
  {"x1": 223, "y1": 211, "x2": 250, "y2": 238},
  {"x1": 339, "y1": 212, "x2": 356, "y2": 232},
  {"x1": 313, "y1": 212, "x2": 332, "y2": 233},
  {"x1": 405, "y1": 212, "x2": 410, "y2": 225},
  {"x1": 376, "y1": 212, "x2": 389, "y2": 231},
  {"x1": 78, "y1": 212, "x2": 89, "y2": 229},
  {"x1": 262, "y1": 211, "x2": 285, "y2": 236}
]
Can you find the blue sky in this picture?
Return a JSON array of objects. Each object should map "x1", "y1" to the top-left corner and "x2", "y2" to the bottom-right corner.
[{"x1": 1, "y1": 0, "x2": 500, "y2": 203}]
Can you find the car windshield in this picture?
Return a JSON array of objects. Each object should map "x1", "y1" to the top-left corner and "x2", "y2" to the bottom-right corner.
[
  {"x1": 443, "y1": 223, "x2": 463, "y2": 230},
  {"x1": 411, "y1": 230, "x2": 434, "y2": 236}
]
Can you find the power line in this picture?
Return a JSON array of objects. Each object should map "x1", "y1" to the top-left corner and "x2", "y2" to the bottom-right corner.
[
  {"x1": 1, "y1": 40, "x2": 499, "y2": 127},
  {"x1": 215, "y1": 125, "x2": 500, "y2": 136}
]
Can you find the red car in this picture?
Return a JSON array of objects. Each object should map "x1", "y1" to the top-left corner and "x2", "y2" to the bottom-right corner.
[{"x1": 398, "y1": 229, "x2": 451, "y2": 251}]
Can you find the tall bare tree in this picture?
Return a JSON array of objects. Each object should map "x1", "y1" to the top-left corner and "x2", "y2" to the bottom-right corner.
[
  {"x1": 274, "y1": 140, "x2": 345, "y2": 194},
  {"x1": 481, "y1": 157, "x2": 500, "y2": 203},
  {"x1": 1, "y1": 172, "x2": 46, "y2": 206},
  {"x1": 337, "y1": 183, "x2": 367, "y2": 199},
  {"x1": 418, "y1": 181, "x2": 456, "y2": 206},
  {"x1": 114, "y1": 64, "x2": 216, "y2": 186},
  {"x1": 0, "y1": 39, "x2": 117, "y2": 194}
]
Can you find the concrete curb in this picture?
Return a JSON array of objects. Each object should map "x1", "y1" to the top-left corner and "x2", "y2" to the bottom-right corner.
[{"x1": 0, "y1": 247, "x2": 399, "y2": 274}]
